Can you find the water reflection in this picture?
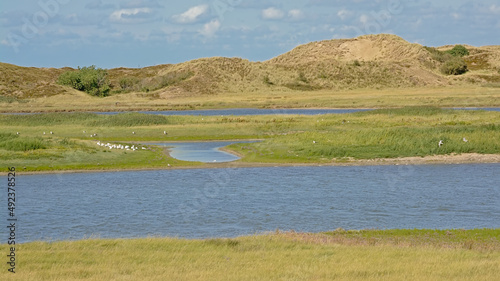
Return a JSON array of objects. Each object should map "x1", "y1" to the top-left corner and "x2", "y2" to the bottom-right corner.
[{"x1": 152, "y1": 141, "x2": 258, "y2": 162}]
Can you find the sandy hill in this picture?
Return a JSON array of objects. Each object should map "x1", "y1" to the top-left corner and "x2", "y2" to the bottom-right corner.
[
  {"x1": 268, "y1": 34, "x2": 427, "y2": 64},
  {"x1": 1, "y1": 34, "x2": 500, "y2": 100}
]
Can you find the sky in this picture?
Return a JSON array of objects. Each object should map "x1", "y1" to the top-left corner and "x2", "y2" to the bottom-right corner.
[{"x1": 1, "y1": 0, "x2": 499, "y2": 68}]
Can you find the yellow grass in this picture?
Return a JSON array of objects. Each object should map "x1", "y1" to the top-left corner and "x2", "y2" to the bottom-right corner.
[
  {"x1": 1, "y1": 86, "x2": 500, "y2": 113},
  {"x1": 1, "y1": 231, "x2": 499, "y2": 280}
]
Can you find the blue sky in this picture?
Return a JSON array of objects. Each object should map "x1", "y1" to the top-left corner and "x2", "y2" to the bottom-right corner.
[{"x1": 1, "y1": 0, "x2": 499, "y2": 68}]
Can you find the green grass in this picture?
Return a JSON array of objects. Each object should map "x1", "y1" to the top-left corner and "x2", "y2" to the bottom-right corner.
[
  {"x1": 1, "y1": 107, "x2": 499, "y2": 171},
  {"x1": 1, "y1": 229, "x2": 498, "y2": 280}
]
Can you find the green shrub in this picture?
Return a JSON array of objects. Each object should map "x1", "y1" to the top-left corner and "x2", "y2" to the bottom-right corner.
[
  {"x1": 119, "y1": 77, "x2": 140, "y2": 91},
  {"x1": 446, "y1": 45, "x2": 470, "y2": 57},
  {"x1": 57, "y1": 65, "x2": 111, "y2": 97},
  {"x1": 425, "y1": 47, "x2": 469, "y2": 75},
  {"x1": 424, "y1": 47, "x2": 454, "y2": 63},
  {"x1": 440, "y1": 57, "x2": 468, "y2": 75}
]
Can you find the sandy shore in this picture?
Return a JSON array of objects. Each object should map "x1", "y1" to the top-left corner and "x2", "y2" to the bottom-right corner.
[{"x1": 6, "y1": 153, "x2": 499, "y2": 175}]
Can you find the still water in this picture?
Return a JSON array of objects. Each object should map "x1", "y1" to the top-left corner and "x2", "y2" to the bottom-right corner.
[
  {"x1": 152, "y1": 141, "x2": 258, "y2": 163},
  {"x1": 6, "y1": 164, "x2": 499, "y2": 243},
  {"x1": 95, "y1": 108, "x2": 500, "y2": 116}
]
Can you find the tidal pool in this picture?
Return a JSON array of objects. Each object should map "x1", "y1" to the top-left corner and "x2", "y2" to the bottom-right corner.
[{"x1": 152, "y1": 141, "x2": 258, "y2": 163}]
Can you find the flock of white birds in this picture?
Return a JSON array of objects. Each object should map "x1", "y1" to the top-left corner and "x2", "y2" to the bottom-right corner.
[{"x1": 96, "y1": 141, "x2": 146, "y2": 151}]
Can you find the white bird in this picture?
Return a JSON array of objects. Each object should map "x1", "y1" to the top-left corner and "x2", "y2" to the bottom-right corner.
[
  {"x1": 16, "y1": 132, "x2": 19, "y2": 135},
  {"x1": 50, "y1": 131, "x2": 53, "y2": 134},
  {"x1": 463, "y1": 137, "x2": 468, "y2": 142},
  {"x1": 132, "y1": 132, "x2": 135, "y2": 135},
  {"x1": 43, "y1": 132, "x2": 46, "y2": 135},
  {"x1": 83, "y1": 130, "x2": 86, "y2": 133},
  {"x1": 313, "y1": 141, "x2": 316, "y2": 144},
  {"x1": 163, "y1": 131, "x2": 167, "y2": 135},
  {"x1": 142, "y1": 147, "x2": 146, "y2": 150},
  {"x1": 438, "y1": 140, "x2": 443, "y2": 147},
  {"x1": 97, "y1": 141, "x2": 101, "y2": 145},
  {"x1": 93, "y1": 133, "x2": 97, "y2": 137}
]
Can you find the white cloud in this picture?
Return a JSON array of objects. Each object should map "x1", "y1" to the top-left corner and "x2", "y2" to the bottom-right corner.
[
  {"x1": 1, "y1": 39, "x2": 13, "y2": 47},
  {"x1": 359, "y1": 14, "x2": 369, "y2": 24},
  {"x1": 199, "y1": 19, "x2": 221, "y2": 38},
  {"x1": 288, "y1": 9, "x2": 304, "y2": 21},
  {"x1": 490, "y1": 5, "x2": 500, "y2": 14},
  {"x1": 337, "y1": 9, "x2": 352, "y2": 20},
  {"x1": 172, "y1": 5, "x2": 208, "y2": 24},
  {"x1": 262, "y1": 7, "x2": 285, "y2": 20},
  {"x1": 109, "y1": 8, "x2": 152, "y2": 23}
]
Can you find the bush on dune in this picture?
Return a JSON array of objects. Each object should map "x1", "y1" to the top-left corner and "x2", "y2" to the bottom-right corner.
[{"x1": 57, "y1": 65, "x2": 111, "y2": 97}]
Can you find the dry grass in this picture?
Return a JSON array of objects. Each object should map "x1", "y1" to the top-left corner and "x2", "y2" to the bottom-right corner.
[
  {"x1": 1, "y1": 86, "x2": 500, "y2": 113},
  {"x1": 1, "y1": 230, "x2": 498, "y2": 280}
]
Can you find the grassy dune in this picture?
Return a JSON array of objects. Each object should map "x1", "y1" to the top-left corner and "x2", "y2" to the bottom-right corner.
[
  {"x1": 1, "y1": 229, "x2": 499, "y2": 280},
  {"x1": 1, "y1": 107, "x2": 499, "y2": 171},
  {"x1": 2, "y1": 35, "x2": 500, "y2": 114}
]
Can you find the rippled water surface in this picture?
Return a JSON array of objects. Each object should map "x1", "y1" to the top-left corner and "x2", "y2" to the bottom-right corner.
[{"x1": 4, "y1": 164, "x2": 499, "y2": 242}]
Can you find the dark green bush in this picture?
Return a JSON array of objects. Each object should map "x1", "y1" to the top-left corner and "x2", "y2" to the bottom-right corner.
[
  {"x1": 425, "y1": 46, "x2": 468, "y2": 75},
  {"x1": 446, "y1": 45, "x2": 470, "y2": 57},
  {"x1": 440, "y1": 57, "x2": 468, "y2": 75},
  {"x1": 57, "y1": 65, "x2": 111, "y2": 97}
]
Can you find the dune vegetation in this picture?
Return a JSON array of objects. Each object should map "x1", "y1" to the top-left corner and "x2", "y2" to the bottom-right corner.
[
  {"x1": 1, "y1": 35, "x2": 500, "y2": 113},
  {"x1": 1, "y1": 107, "x2": 499, "y2": 172},
  {"x1": 1, "y1": 229, "x2": 498, "y2": 280}
]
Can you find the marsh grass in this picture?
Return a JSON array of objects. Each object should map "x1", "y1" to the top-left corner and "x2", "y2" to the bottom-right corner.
[
  {"x1": 0, "y1": 133, "x2": 46, "y2": 151},
  {"x1": 1, "y1": 107, "x2": 499, "y2": 171},
  {"x1": 1, "y1": 229, "x2": 498, "y2": 281}
]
